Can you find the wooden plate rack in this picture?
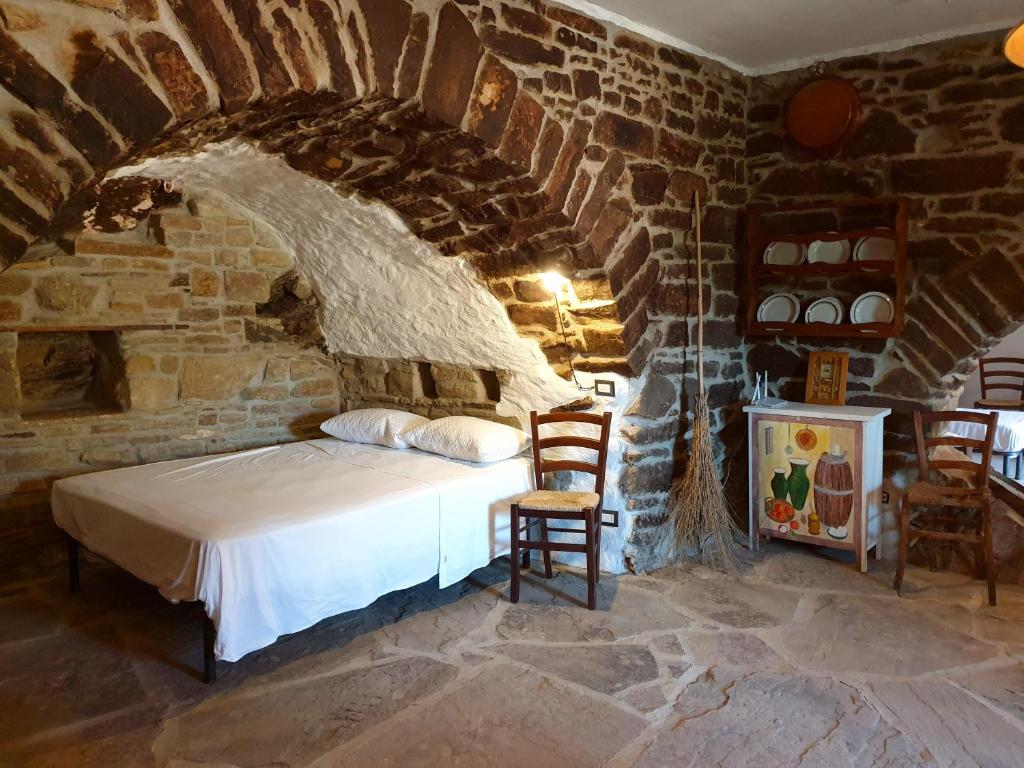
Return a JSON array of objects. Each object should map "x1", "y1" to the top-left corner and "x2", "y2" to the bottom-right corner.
[{"x1": 744, "y1": 197, "x2": 908, "y2": 339}]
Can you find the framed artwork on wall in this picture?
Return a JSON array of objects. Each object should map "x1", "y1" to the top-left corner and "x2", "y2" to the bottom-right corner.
[{"x1": 805, "y1": 351, "x2": 849, "y2": 406}]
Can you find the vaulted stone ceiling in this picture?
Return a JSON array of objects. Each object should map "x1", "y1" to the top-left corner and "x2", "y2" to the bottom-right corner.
[{"x1": 0, "y1": 0, "x2": 747, "y2": 378}]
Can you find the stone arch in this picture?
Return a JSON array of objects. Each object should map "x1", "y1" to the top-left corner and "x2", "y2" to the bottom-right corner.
[
  {"x1": 1, "y1": 0, "x2": 754, "y2": 572},
  {"x1": 744, "y1": 35, "x2": 1024, "y2": 435},
  {"x1": 0, "y1": 0, "x2": 671, "y2": 375},
  {"x1": 893, "y1": 247, "x2": 1024, "y2": 407}
]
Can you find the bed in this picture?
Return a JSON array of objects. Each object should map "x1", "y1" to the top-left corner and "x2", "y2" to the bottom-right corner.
[
  {"x1": 52, "y1": 438, "x2": 533, "y2": 677},
  {"x1": 942, "y1": 408, "x2": 1024, "y2": 479}
]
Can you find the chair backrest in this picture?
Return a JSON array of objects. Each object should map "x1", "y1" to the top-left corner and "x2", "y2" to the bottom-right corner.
[
  {"x1": 530, "y1": 410, "x2": 613, "y2": 505},
  {"x1": 978, "y1": 357, "x2": 1024, "y2": 400},
  {"x1": 914, "y1": 409, "x2": 998, "y2": 489}
]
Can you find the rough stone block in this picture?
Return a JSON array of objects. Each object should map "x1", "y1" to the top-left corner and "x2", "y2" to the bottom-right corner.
[
  {"x1": 190, "y1": 269, "x2": 220, "y2": 297},
  {"x1": 481, "y1": 28, "x2": 564, "y2": 67},
  {"x1": 507, "y1": 302, "x2": 557, "y2": 330},
  {"x1": 251, "y1": 249, "x2": 291, "y2": 268},
  {"x1": 594, "y1": 111, "x2": 654, "y2": 157},
  {"x1": 423, "y1": 2, "x2": 482, "y2": 128},
  {"x1": 130, "y1": 377, "x2": 178, "y2": 411},
  {"x1": 136, "y1": 31, "x2": 208, "y2": 120},
  {"x1": 290, "y1": 359, "x2": 331, "y2": 381},
  {"x1": 468, "y1": 55, "x2": 518, "y2": 147},
  {"x1": 292, "y1": 378, "x2": 336, "y2": 397},
  {"x1": 0, "y1": 300, "x2": 21, "y2": 322},
  {"x1": 225, "y1": 271, "x2": 270, "y2": 302},
  {"x1": 35, "y1": 275, "x2": 99, "y2": 313},
  {"x1": 630, "y1": 164, "x2": 669, "y2": 206},
  {"x1": 70, "y1": 29, "x2": 173, "y2": 146},
  {"x1": 145, "y1": 292, "x2": 184, "y2": 309},
  {"x1": 180, "y1": 356, "x2": 262, "y2": 401},
  {"x1": 168, "y1": 0, "x2": 254, "y2": 112},
  {"x1": 891, "y1": 154, "x2": 1011, "y2": 194}
]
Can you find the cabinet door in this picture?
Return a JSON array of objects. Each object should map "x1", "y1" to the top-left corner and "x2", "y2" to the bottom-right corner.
[{"x1": 755, "y1": 418, "x2": 860, "y2": 546}]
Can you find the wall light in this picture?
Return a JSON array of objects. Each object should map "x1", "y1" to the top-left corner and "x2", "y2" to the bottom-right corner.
[
  {"x1": 539, "y1": 270, "x2": 592, "y2": 392},
  {"x1": 540, "y1": 271, "x2": 570, "y2": 294},
  {"x1": 1006, "y1": 20, "x2": 1024, "y2": 68}
]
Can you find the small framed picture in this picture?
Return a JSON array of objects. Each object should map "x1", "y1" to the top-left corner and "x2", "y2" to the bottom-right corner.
[{"x1": 805, "y1": 351, "x2": 849, "y2": 406}]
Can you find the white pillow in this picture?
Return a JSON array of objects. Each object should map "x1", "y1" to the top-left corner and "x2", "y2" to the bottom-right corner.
[
  {"x1": 320, "y1": 408, "x2": 428, "y2": 449},
  {"x1": 402, "y1": 416, "x2": 529, "y2": 463}
]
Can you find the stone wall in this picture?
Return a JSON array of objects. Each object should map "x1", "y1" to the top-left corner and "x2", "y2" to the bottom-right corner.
[
  {"x1": 0, "y1": 184, "x2": 592, "y2": 581},
  {"x1": 336, "y1": 355, "x2": 515, "y2": 425},
  {"x1": 9, "y1": 2, "x2": 1020, "y2": 577},
  {"x1": 0, "y1": 194, "x2": 344, "y2": 578},
  {"x1": 746, "y1": 32, "x2": 1024, "y2": 578},
  {"x1": 0, "y1": 0, "x2": 746, "y2": 385},
  {"x1": 0, "y1": 0, "x2": 751, "y2": 572},
  {"x1": 746, "y1": 31, "x2": 1024, "y2": 451}
]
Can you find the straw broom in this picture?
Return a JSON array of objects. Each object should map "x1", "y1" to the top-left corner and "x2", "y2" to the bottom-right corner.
[{"x1": 669, "y1": 189, "x2": 741, "y2": 571}]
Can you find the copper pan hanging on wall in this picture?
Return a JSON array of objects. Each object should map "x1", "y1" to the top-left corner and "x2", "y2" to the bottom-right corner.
[{"x1": 785, "y1": 74, "x2": 862, "y2": 156}]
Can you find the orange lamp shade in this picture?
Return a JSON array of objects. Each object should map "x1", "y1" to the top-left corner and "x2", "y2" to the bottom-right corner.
[{"x1": 1007, "y1": 21, "x2": 1024, "y2": 68}]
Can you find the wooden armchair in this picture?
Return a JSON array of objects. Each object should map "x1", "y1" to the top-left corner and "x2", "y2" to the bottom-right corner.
[
  {"x1": 894, "y1": 410, "x2": 999, "y2": 605},
  {"x1": 510, "y1": 410, "x2": 612, "y2": 610}
]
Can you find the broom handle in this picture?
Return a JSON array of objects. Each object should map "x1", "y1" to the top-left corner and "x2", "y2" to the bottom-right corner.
[{"x1": 694, "y1": 189, "x2": 704, "y2": 393}]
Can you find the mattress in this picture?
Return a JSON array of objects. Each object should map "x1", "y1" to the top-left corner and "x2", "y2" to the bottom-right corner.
[{"x1": 52, "y1": 439, "x2": 532, "y2": 662}]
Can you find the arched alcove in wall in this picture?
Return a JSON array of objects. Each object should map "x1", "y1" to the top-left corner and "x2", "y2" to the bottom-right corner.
[
  {"x1": 0, "y1": 0, "x2": 752, "y2": 577},
  {"x1": 0, "y1": 0, "x2": 656, "y2": 374}
]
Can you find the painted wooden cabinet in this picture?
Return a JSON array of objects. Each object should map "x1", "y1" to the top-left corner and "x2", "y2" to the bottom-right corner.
[{"x1": 744, "y1": 403, "x2": 890, "y2": 571}]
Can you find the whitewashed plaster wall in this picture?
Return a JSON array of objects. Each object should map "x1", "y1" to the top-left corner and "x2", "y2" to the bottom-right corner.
[{"x1": 118, "y1": 140, "x2": 640, "y2": 571}]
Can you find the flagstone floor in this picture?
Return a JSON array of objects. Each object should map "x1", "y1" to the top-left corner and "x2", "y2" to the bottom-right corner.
[{"x1": 3, "y1": 543, "x2": 1024, "y2": 767}]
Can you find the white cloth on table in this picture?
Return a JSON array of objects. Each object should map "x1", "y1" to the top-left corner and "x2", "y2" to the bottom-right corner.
[
  {"x1": 944, "y1": 409, "x2": 1024, "y2": 453},
  {"x1": 52, "y1": 439, "x2": 532, "y2": 662}
]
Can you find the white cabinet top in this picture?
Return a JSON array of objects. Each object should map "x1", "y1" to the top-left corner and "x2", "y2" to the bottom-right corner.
[{"x1": 743, "y1": 402, "x2": 891, "y2": 422}]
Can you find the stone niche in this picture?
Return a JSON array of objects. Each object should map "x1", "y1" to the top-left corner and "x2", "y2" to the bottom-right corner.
[
  {"x1": 338, "y1": 355, "x2": 512, "y2": 423},
  {"x1": 15, "y1": 330, "x2": 129, "y2": 419}
]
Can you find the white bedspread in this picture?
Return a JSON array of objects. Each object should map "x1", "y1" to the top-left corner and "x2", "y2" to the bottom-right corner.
[
  {"x1": 52, "y1": 439, "x2": 532, "y2": 662},
  {"x1": 945, "y1": 409, "x2": 1024, "y2": 453}
]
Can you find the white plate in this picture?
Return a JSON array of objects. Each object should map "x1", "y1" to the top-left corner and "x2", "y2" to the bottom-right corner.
[
  {"x1": 807, "y1": 238, "x2": 851, "y2": 264},
  {"x1": 756, "y1": 293, "x2": 801, "y2": 323},
  {"x1": 850, "y1": 291, "x2": 895, "y2": 324},
  {"x1": 763, "y1": 242, "x2": 805, "y2": 266},
  {"x1": 804, "y1": 297, "x2": 844, "y2": 324},
  {"x1": 853, "y1": 235, "x2": 896, "y2": 262}
]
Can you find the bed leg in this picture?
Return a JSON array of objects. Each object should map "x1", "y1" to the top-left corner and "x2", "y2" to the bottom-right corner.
[
  {"x1": 67, "y1": 536, "x2": 80, "y2": 594},
  {"x1": 203, "y1": 613, "x2": 217, "y2": 684}
]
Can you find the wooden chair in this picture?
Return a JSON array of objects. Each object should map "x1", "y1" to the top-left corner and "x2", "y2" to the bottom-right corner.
[
  {"x1": 975, "y1": 357, "x2": 1024, "y2": 410},
  {"x1": 510, "y1": 410, "x2": 612, "y2": 610},
  {"x1": 894, "y1": 410, "x2": 999, "y2": 606}
]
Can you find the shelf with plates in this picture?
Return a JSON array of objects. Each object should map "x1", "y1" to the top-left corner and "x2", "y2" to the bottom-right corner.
[
  {"x1": 744, "y1": 197, "x2": 908, "y2": 340},
  {"x1": 749, "y1": 227, "x2": 898, "y2": 248},
  {"x1": 752, "y1": 260, "x2": 896, "y2": 277},
  {"x1": 745, "y1": 321, "x2": 896, "y2": 338}
]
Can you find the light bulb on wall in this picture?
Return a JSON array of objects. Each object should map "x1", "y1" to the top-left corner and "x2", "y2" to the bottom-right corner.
[
  {"x1": 540, "y1": 271, "x2": 570, "y2": 294},
  {"x1": 1006, "y1": 20, "x2": 1024, "y2": 68},
  {"x1": 538, "y1": 270, "x2": 592, "y2": 393}
]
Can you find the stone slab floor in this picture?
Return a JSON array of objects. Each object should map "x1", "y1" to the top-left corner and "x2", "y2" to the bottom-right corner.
[{"x1": 3, "y1": 542, "x2": 1024, "y2": 767}]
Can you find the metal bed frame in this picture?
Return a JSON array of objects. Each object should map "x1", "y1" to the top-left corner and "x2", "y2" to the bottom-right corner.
[
  {"x1": 64, "y1": 510, "x2": 618, "y2": 684},
  {"x1": 67, "y1": 536, "x2": 219, "y2": 683}
]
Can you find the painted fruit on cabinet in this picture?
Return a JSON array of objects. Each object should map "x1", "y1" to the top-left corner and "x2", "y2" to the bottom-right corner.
[{"x1": 757, "y1": 420, "x2": 857, "y2": 543}]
